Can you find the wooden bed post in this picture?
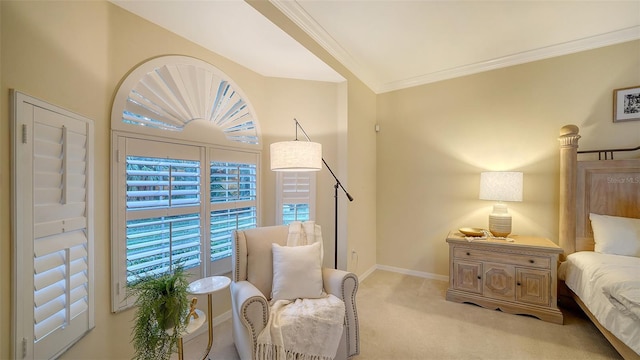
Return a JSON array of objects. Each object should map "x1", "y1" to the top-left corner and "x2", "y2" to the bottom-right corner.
[{"x1": 558, "y1": 125, "x2": 580, "y2": 260}]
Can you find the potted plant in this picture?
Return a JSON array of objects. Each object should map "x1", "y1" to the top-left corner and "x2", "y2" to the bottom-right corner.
[{"x1": 128, "y1": 265, "x2": 190, "y2": 360}]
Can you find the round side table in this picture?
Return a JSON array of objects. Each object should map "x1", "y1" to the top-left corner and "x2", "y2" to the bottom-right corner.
[{"x1": 180, "y1": 276, "x2": 231, "y2": 360}]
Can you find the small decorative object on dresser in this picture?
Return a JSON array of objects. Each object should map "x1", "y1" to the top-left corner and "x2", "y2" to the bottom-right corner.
[{"x1": 446, "y1": 231, "x2": 563, "y2": 324}]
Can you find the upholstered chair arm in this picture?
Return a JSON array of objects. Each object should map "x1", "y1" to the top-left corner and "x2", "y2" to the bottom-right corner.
[
  {"x1": 230, "y1": 281, "x2": 270, "y2": 360},
  {"x1": 322, "y1": 268, "x2": 360, "y2": 358}
]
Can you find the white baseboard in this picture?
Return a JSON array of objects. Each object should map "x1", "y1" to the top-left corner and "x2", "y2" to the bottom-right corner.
[
  {"x1": 358, "y1": 264, "x2": 377, "y2": 281},
  {"x1": 374, "y1": 264, "x2": 449, "y2": 282}
]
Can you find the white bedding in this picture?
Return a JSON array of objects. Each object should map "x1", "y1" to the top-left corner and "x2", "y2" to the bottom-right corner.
[
  {"x1": 604, "y1": 280, "x2": 640, "y2": 321},
  {"x1": 559, "y1": 251, "x2": 640, "y2": 354}
]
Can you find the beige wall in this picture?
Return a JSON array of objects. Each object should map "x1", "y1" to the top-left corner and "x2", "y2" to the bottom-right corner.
[
  {"x1": 260, "y1": 77, "x2": 342, "y2": 268},
  {"x1": 3, "y1": 0, "x2": 637, "y2": 359},
  {"x1": 377, "y1": 40, "x2": 640, "y2": 276},
  {"x1": 0, "y1": 1, "x2": 347, "y2": 358},
  {"x1": 246, "y1": 0, "x2": 379, "y2": 275}
]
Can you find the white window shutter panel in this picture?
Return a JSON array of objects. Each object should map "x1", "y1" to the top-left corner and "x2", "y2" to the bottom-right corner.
[
  {"x1": 12, "y1": 91, "x2": 94, "y2": 360},
  {"x1": 276, "y1": 172, "x2": 316, "y2": 225}
]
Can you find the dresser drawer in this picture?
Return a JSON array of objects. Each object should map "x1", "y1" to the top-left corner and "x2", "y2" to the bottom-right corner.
[
  {"x1": 447, "y1": 231, "x2": 563, "y2": 324},
  {"x1": 453, "y1": 247, "x2": 550, "y2": 269}
]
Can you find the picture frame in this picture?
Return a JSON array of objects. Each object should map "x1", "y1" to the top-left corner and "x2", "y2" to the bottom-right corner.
[{"x1": 613, "y1": 85, "x2": 640, "y2": 122}]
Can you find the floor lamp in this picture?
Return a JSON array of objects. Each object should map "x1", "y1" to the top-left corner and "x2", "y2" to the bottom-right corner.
[{"x1": 270, "y1": 118, "x2": 354, "y2": 269}]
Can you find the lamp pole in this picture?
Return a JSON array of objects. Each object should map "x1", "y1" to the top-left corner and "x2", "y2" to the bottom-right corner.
[{"x1": 294, "y1": 119, "x2": 354, "y2": 269}]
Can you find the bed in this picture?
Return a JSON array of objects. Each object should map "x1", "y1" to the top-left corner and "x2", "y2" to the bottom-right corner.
[{"x1": 557, "y1": 124, "x2": 640, "y2": 360}]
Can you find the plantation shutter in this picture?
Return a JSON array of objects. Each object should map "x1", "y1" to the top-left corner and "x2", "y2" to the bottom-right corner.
[
  {"x1": 276, "y1": 172, "x2": 316, "y2": 225},
  {"x1": 112, "y1": 138, "x2": 204, "y2": 310},
  {"x1": 13, "y1": 91, "x2": 94, "y2": 360},
  {"x1": 209, "y1": 149, "x2": 258, "y2": 274},
  {"x1": 125, "y1": 156, "x2": 203, "y2": 283}
]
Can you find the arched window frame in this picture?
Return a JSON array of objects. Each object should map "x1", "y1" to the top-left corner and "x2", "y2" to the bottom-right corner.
[{"x1": 110, "y1": 56, "x2": 261, "y2": 312}]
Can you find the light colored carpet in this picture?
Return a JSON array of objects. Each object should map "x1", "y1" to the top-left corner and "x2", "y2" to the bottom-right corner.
[{"x1": 179, "y1": 269, "x2": 622, "y2": 360}]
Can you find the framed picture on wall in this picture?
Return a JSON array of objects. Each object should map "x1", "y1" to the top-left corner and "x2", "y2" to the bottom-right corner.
[{"x1": 613, "y1": 85, "x2": 640, "y2": 122}]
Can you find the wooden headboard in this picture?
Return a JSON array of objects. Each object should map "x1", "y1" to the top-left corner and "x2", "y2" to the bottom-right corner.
[{"x1": 558, "y1": 125, "x2": 640, "y2": 259}]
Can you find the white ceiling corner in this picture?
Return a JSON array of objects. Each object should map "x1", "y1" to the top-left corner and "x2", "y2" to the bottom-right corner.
[
  {"x1": 111, "y1": 0, "x2": 640, "y2": 94},
  {"x1": 270, "y1": 0, "x2": 380, "y2": 91},
  {"x1": 110, "y1": 0, "x2": 345, "y2": 83}
]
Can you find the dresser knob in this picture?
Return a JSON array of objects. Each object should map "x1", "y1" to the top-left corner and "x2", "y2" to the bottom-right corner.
[
  {"x1": 529, "y1": 259, "x2": 535, "y2": 264},
  {"x1": 517, "y1": 282, "x2": 521, "y2": 286},
  {"x1": 466, "y1": 252, "x2": 471, "y2": 256},
  {"x1": 477, "y1": 276, "x2": 481, "y2": 279}
]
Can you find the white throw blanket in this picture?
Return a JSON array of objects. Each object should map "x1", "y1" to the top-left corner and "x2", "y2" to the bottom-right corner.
[
  {"x1": 256, "y1": 295, "x2": 345, "y2": 360},
  {"x1": 256, "y1": 221, "x2": 345, "y2": 360},
  {"x1": 603, "y1": 280, "x2": 640, "y2": 321},
  {"x1": 287, "y1": 221, "x2": 324, "y2": 258}
]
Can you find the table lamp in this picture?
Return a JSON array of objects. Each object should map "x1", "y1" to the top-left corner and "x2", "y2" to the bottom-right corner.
[{"x1": 479, "y1": 171, "x2": 523, "y2": 237}]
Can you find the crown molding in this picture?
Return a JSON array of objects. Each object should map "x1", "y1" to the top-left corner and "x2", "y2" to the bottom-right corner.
[
  {"x1": 270, "y1": 0, "x2": 379, "y2": 91},
  {"x1": 270, "y1": 1, "x2": 640, "y2": 94},
  {"x1": 378, "y1": 26, "x2": 640, "y2": 93}
]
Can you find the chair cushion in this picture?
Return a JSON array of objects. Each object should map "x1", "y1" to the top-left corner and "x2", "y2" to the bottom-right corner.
[
  {"x1": 271, "y1": 242, "x2": 323, "y2": 301},
  {"x1": 241, "y1": 225, "x2": 288, "y2": 297}
]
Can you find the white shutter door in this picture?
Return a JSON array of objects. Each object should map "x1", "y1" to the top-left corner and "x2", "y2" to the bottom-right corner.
[
  {"x1": 12, "y1": 91, "x2": 94, "y2": 360},
  {"x1": 282, "y1": 172, "x2": 313, "y2": 203},
  {"x1": 276, "y1": 172, "x2": 316, "y2": 224}
]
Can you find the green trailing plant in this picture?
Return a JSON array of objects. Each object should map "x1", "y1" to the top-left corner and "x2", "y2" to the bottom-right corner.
[{"x1": 127, "y1": 265, "x2": 190, "y2": 360}]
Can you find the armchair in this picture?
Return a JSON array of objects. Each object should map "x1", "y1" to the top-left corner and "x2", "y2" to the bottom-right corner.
[{"x1": 231, "y1": 225, "x2": 359, "y2": 360}]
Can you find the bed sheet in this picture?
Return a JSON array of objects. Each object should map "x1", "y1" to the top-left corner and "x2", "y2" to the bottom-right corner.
[{"x1": 560, "y1": 251, "x2": 640, "y2": 355}]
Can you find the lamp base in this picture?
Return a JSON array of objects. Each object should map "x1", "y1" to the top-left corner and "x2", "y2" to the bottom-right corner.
[{"x1": 488, "y1": 203, "x2": 512, "y2": 238}]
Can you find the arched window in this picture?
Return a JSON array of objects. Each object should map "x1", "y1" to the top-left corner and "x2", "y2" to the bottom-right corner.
[{"x1": 110, "y1": 56, "x2": 261, "y2": 312}]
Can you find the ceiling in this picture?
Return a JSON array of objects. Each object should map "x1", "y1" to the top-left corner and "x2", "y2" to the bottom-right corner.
[{"x1": 112, "y1": 0, "x2": 640, "y2": 94}]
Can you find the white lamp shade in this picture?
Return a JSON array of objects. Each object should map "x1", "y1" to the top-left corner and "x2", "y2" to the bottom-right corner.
[
  {"x1": 479, "y1": 171, "x2": 523, "y2": 202},
  {"x1": 270, "y1": 141, "x2": 322, "y2": 171}
]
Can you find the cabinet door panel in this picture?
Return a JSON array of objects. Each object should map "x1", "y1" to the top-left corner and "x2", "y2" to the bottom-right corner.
[
  {"x1": 516, "y1": 268, "x2": 550, "y2": 306},
  {"x1": 453, "y1": 260, "x2": 482, "y2": 294},
  {"x1": 483, "y1": 262, "x2": 515, "y2": 301}
]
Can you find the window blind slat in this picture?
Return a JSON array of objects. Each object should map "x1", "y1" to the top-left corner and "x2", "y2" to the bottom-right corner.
[
  {"x1": 69, "y1": 258, "x2": 88, "y2": 278},
  {"x1": 127, "y1": 240, "x2": 200, "y2": 262},
  {"x1": 34, "y1": 264, "x2": 65, "y2": 292},
  {"x1": 70, "y1": 298, "x2": 88, "y2": 320},
  {"x1": 34, "y1": 140, "x2": 62, "y2": 159},
  {"x1": 34, "y1": 114, "x2": 87, "y2": 136},
  {"x1": 69, "y1": 277, "x2": 87, "y2": 306},
  {"x1": 34, "y1": 157, "x2": 63, "y2": 174},
  {"x1": 34, "y1": 188, "x2": 86, "y2": 205},
  {"x1": 34, "y1": 308, "x2": 66, "y2": 341},
  {"x1": 34, "y1": 281, "x2": 65, "y2": 309},
  {"x1": 34, "y1": 173, "x2": 63, "y2": 190},
  {"x1": 34, "y1": 294, "x2": 65, "y2": 325},
  {"x1": 34, "y1": 203, "x2": 87, "y2": 225},
  {"x1": 34, "y1": 251, "x2": 65, "y2": 276},
  {"x1": 34, "y1": 217, "x2": 86, "y2": 239},
  {"x1": 34, "y1": 230, "x2": 87, "y2": 258}
]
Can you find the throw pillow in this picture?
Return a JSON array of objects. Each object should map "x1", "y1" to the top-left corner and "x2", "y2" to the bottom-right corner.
[
  {"x1": 590, "y1": 213, "x2": 640, "y2": 257},
  {"x1": 271, "y1": 242, "x2": 323, "y2": 301}
]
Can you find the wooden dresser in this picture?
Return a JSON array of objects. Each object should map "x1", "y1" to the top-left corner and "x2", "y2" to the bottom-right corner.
[{"x1": 446, "y1": 231, "x2": 563, "y2": 324}]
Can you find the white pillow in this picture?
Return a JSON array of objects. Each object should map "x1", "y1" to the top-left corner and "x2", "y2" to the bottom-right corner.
[
  {"x1": 590, "y1": 213, "x2": 640, "y2": 257},
  {"x1": 271, "y1": 242, "x2": 323, "y2": 301}
]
